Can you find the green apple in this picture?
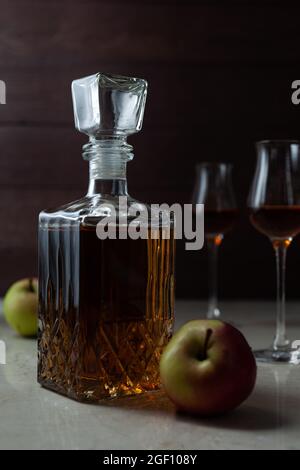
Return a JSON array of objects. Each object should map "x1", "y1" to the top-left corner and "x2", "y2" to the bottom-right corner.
[
  {"x1": 3, "y1": 278, "x2": 38, "y2": 337},
  {"x1": 160, "y1": 319, "x2": 257, "y2": 416}
]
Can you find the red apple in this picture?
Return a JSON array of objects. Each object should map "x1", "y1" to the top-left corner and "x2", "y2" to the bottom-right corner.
[{"x1": 160, "y1": 319, "x2": 256, "y2": 416}]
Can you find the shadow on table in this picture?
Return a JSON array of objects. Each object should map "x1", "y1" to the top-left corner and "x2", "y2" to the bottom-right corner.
[
  {"x1": 102, "y1": 387, "x2": 284, "y2": 432},
  {"x1": 176, "y1": 405, "x2": 279, "y2": 432}
]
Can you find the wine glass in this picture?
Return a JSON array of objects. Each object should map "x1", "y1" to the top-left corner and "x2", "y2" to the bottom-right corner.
[
  {"x1": 249, "y1": 140, "x2": 300, "y2": 364},
  {"x1": 192, "y1": 162, "x2": 238, "y2": 319}
]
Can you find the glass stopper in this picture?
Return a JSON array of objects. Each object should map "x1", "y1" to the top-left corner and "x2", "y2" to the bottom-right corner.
[{"x1": 72, "y1": 72, "x2": 148, "y2": 137}]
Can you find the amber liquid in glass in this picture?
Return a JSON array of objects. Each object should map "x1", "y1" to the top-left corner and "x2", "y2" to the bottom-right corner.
[
  {"x1": 204, "y1": 208, "x2": 238, "y2": 235},
  {"x1": 38, "y1": 224, "x2": 175, "y2": 402},
  {"x1": 250, "y1": 205, "x2": 300, "y2": 239}
]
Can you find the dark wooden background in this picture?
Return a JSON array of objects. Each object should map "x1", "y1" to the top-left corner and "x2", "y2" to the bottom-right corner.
[{"x1": 1, "y1": 0, "x2": 300, "y2": 299}]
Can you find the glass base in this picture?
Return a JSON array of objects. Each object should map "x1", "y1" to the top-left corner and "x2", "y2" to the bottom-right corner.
[
  {"x1": 207, "y1": 307, "x2": 221, "y2": 319},
  {"x1": 254, "y1": 348, "x2": 300, "y2": 365}
]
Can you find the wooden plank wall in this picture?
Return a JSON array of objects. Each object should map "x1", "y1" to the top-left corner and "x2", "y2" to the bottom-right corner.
[{"x1": 1, "y1": 0, "x2": 300, "y2": 299}]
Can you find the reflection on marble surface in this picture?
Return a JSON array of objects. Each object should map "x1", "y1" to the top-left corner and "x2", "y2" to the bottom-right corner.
[{"x1": 0, "y1": 301, "x2": 300, "y2": 450}]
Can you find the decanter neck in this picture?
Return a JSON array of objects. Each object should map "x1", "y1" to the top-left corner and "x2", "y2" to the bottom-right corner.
[{"x1": 84, "y1": 137, "x2": 133, "y2": 196}]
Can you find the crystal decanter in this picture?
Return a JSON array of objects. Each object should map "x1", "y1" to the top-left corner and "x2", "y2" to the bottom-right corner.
[{"x1": 38, "y1": 73, "x2": 175, "y2": 401}]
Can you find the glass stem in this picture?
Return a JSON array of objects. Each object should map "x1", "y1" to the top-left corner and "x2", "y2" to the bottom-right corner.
[
  {"x1": 273, "y1": 240, "x2": 290, "y2": 351},
  {"x1": 207, "y1": 235, "x2": 222, "y2": 319}
]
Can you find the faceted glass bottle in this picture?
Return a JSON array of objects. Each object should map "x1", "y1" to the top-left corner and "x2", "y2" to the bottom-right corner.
[{"x1": 38, "y1": 73, "x2": 175, "y2": 401}]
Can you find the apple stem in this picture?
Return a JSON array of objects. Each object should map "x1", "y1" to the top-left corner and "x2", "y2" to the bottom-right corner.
[
  {"x1": 203, "y1": 328, "x2": 213, "y2": 360},
  {"x1": 28, "y1": 278, "x2": 35, "y2": 293},
  {"x1": 197, "y1": 328, "x2": 213, "y2": 361}
]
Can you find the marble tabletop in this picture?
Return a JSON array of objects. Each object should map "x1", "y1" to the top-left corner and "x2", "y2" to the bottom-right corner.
[{"x1": 0, "y1": 300, "x2": 299, "y2": 450}]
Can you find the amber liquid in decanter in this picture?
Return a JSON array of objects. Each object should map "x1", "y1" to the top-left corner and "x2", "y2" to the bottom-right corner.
[{"x1": 38, "y1": 224, "x2": 174, "y2": 401}]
